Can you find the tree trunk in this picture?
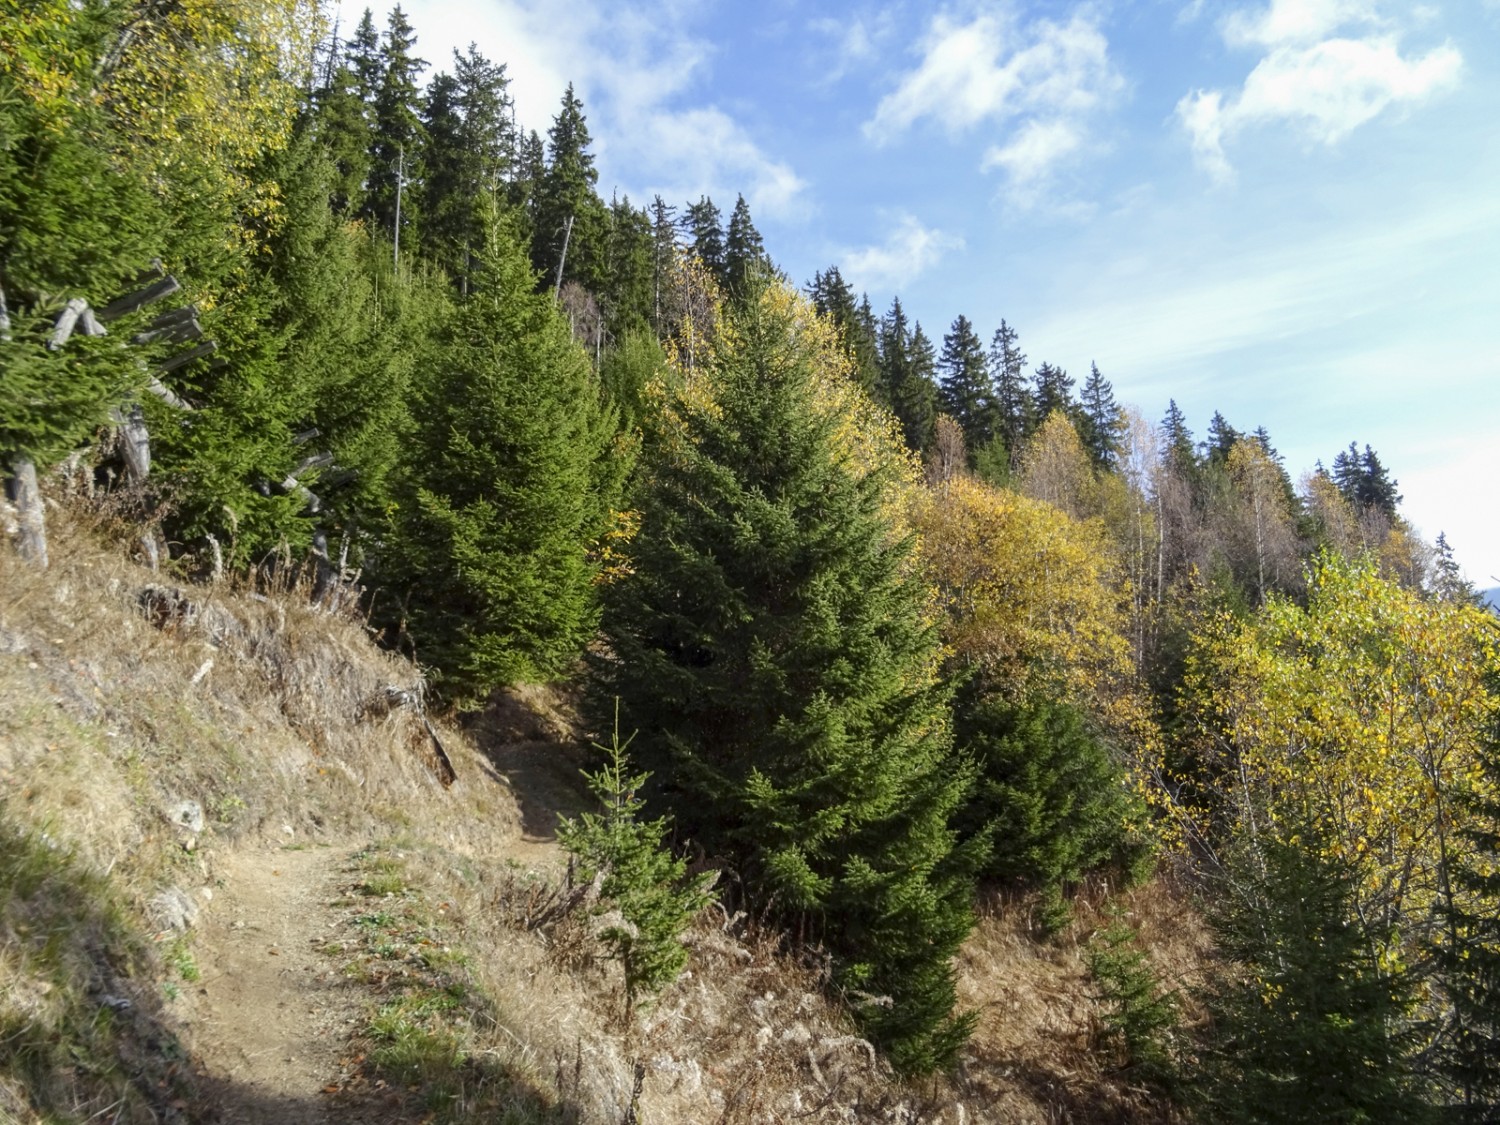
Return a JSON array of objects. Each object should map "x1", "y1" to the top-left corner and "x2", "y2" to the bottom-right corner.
[{"x1": 6, "y1": 458, "x2": 48, "y2": 567}]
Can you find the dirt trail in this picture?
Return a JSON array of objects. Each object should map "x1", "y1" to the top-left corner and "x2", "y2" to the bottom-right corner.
[{"x1": 177, "y1": 842, "x2": 382, "y2": 1124}]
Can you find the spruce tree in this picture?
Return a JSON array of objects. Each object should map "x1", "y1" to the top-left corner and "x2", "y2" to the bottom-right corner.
[
  {"x1": 954, "y1": 687, "x2": 1147, "y2": 914},
  {"x1": 534, "y1": 84, "x2": 607, "y2": 293},
  {"x1": 936, "y1": 314, "x2": 995, "y2": 458},
  {"x1": 363, "y1": 6, "x2": 427, "y2": 252},
  {"x1": 1160, "y1": 399, "x2": 1196, "y2": 473},
  {"x1": 391, "y1": 205, "x2": 622, "y2": 697},
  {"x1": 685, "y1": 196, "x2": 727, "y2": 287},
  {"x1": 723, "y1": 194, "x2": 766, "y2": 298},
  {"x1": 558, "y1": 712, "x2": 714, "y2": 1015},
  {"x1": 1078, "y1": 361, "x2": 1124, "y2": 471},
  {"x1": 988, "y1": 320, "x2": 1033, "y2": 468},
  {"x1": 596, "y1": 282, "x2": 979, "y2": 1074},
  {"x1": 1433, "y1": 668, "x2": 1500, "y2": 1120},
  {"x1": 1198, "y1": 829, "x2": 1431, "y2": 1125},
  {"x1": 1032, "y1": 361, "x2": 1075, "y2": 427}
]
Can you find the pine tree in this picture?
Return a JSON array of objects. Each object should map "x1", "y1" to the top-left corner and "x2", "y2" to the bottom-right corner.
[
  {"x1": 988, "y1": 321, "x2": 1033, "y2": 468},
  {"x1": 602, "y1": 194, "x2": 654, "y2": 337},
  {"x1": 936, "y1": 314, "x2": 994, "y2": 457},
  {"x1": 390, "y1": 205, "x2": 623, "y2": 697},
  {"x1": 1078, "y1": 362, "x2": 1124, "y2": 471},
  {"x1": 808, "y1": 269, "x2": 881, "y2": 402},
  {"x1": 363, "y1": 6, "x2": 427, "y2": 253},
  {"x1": 596, "y1": 282, "x2": 979, "y2": 1074}
]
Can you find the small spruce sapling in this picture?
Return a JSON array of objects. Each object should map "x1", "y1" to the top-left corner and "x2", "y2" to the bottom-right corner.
[
  {"x1": 1087, "y1": 910, "x2": 1180, "y2": 1087},
  {"x1": 558, "y1": 708, "x2": 714, "y2": 1017}
]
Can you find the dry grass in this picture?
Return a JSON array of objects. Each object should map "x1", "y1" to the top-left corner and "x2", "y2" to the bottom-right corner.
[{"x1": 0, "y1": 507, "x2": 1217, "y2": 1124}]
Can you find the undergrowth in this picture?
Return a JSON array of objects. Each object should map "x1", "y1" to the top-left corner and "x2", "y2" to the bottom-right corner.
[
  {"x1": 0, "y1": 812, "x2": 197, "y2": 1124},
  {"x1": 336, "y1": 842, "x2": 581, "y2": 1124}
]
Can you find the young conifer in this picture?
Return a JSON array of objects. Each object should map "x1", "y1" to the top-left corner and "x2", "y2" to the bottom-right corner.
[
  {"x1": 595, "y1": 281, "x2": 978, "y2": 1074},
  {"x1": 559, "y1": 706, "x2": 714, "y2": 1016},
  {"x1": 390, "y1": 204, "x2": 623, "y2": 698}
]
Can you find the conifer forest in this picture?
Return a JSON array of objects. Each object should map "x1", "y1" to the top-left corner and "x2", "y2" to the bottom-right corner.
[{"x1": 3, "y1": 3, "x2": 1499, "y2": 1122}]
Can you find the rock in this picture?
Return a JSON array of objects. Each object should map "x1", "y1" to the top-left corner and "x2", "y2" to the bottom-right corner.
[
  {"x1": 150, "y1": 886, "x2": 200, "y2": 932},
  {"x1": 163, "y1": 798, "x2": 204, "y2": 834}
]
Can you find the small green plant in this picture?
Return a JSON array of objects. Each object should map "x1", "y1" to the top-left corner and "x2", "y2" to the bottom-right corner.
[
  {"x1": 557, "y1": 705, "x2": 714, "y2": 1017},
  {"x1": 164, "y1": 936, "x2": 200, "y2": 982},
  {"x1": 360, "y1": 857, "x2": 408, "y2": 897},
  {"x1": 1087, "y1": 910, "x2": 1179, "y2": 1086}
]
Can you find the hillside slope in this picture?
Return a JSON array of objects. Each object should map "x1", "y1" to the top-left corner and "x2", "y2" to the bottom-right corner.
[{"x1": 0, "y1": 514, "x2": 1200, "y2": 1124}]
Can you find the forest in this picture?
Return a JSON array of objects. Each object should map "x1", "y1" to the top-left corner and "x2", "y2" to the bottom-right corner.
[{"x1": 2, "y1": 1, "x2": 1499, "y2": 1120}]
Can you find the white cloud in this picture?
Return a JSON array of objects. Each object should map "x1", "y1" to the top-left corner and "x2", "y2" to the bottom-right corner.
[
  {"x1": 336, "y1": 0, "x2": 807, "y2": 219},
  {"x1": 1181, "y1": 2, "x2": 1462, "y2": 182},
  {"x1": 1222, "y1": 0, "x2": 1379, "y2": 47},
  {"x1": 983, "y1": 119, "x2": 1084, "y2": 185},
  {"x1": 840, "y1": 215, "x2": 964, "y2": 292},
  {"x1": 809, "y1": 11, "x2": 893, "y2": 84},
  {"x1": 864, "y1": 9, "x2": 1122, "y2": 193}
]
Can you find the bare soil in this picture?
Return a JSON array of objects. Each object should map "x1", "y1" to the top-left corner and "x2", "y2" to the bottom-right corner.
[{"x1": 177, "y1": 843, "x2": 394, "y2": 1124}]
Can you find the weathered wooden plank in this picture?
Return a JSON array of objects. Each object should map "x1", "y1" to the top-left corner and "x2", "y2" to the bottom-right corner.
[
  {"x1": 155, "y1": 340, "x2": 217, "y2": 374},
  {"x1": 97, "y1": 275, "x2": 180, "y2": 322}
]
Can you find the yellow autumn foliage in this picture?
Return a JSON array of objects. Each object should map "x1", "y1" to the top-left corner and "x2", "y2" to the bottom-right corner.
[
  {"x1": 913, "y1": 475, "x2": 1171, "y2": 830},
  {"x1": 1183, "y1": 550, "x2": 1499, "y2": 921}
]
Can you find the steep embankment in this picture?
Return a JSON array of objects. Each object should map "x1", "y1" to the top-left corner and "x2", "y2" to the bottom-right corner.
[{"x1": 1, "y1": 515, "x2": 1202, "y2": 1124}]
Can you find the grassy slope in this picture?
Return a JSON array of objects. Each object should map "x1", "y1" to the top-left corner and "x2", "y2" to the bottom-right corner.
[{"x1": 0, "y1": 511, "x2": 1202, "y2": 1124}]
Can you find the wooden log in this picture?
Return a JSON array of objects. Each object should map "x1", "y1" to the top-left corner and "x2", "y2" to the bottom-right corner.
[
  {"x1": 97, "y1": 275, "x2": 180, "y2": 322},
  {"x1": 292, "y1": 451, "x2": 333, "y2": 477},
  {"x1": 0, "y1": 281, "x2": 11, "y2": 341},
  {"x1": 132, "y1": 311, "x2": 202, "y2": 346},
  {"x1": 48, "y1": 298, "x2": 88, "y2": 350},
  {"x1": 111, "y1": 403, "x2": 151, "y2": 484},
  {"x1": 6, "y1": 458, "x2": 48, "y2": 567},
  {"x1": 143, "y1": 376, "x2": 191, "y2": 411},
  {"x1": 155, "y1": 340, "x2": 216, "y2": 374},
  {"x1": 292, "y1": 427, "x2": 321, "y2": 446}
]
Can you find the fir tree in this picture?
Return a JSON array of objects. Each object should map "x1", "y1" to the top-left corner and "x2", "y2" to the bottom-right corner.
[
  {"x1": 363, "y1": 6, "x2": 427, "y2": 252},
  {"x1": 1032, "y1": 361, "x2": 1075, "y2": 427},
  {"x1": 602, "y1": 194, "x2": 655, "y2": 337},
  {"x1": 989, "y1": 320, "x2": 1033, "y2": 468},
  {"x1": 391, "y1": 205, "x2": 623, "y2": 697},
  {"x1": 596, "y1": 282, "x2": 979, "y2": 1074},
  {"x1": 1197, "y1": 829, "x2": 1431, "y2": 1125},
  {"x1": 723, "y1": 193, "x2": 766, "y2": 298},
  {"x1": 685, "y1": 196, "x2": 727, "y2": 287},
  {"x1": 1078, "y1": 361, "x2": 1124, "y2": 471},
  {"x1": 936, "y1": 314, "x2": 994, "y2": 458},
  {"x1": 308, "y1": 28, "x2": 374, "y2": 217}
]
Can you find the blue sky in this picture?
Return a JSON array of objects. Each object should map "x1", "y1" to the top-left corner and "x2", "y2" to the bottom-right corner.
[{"x1": 340, "y1": 0, "x2": 1500, "y2": 585}]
